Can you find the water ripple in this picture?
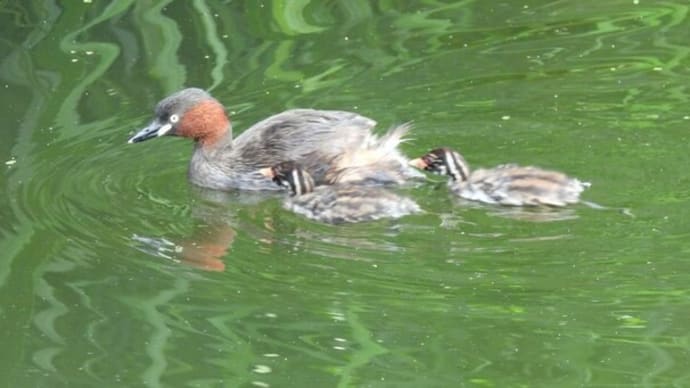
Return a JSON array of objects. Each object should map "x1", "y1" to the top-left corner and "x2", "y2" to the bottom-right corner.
[{"x1": 2, "y1": 0, "x2": 690, "y2": 386}]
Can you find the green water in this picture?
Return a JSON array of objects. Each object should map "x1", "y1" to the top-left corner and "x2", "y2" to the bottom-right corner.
[{"x1": 1, "y1": 1, "x2": 690, "y2": 386}]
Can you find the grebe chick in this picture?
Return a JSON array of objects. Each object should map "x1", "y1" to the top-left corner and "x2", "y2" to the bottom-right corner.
[
  {"x1": 260, "y1": 162, "x2": 421, "y2": 224},
  {"x1": 410, "y1": 147, "x2": 590, "y2": 206}
]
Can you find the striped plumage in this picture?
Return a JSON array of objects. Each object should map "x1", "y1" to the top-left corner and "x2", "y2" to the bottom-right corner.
[
  {"x1": 410, "y1": 147, "x2": 590, "y2": 207},
  {"x1": 260, "y1": 161, "x2": 421, "y2": 224}
]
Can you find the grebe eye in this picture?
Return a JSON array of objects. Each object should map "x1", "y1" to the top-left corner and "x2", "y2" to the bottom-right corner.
[
  {"x1": 169, "y1": 114, "x2": 179, "y2": 123},
  {"x1": 423, "y1": 155, "x2": 441, "y2": 169}
]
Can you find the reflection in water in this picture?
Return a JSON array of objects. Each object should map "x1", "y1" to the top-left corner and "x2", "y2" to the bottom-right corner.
[
  {"x1": 472, "y1": 201, "x2": 580, "y2": 223},
  {"x1": 131, "y1": 225, "x2": 234, "y2": 272},
  {"x1": 130, "y1": 188, "x2": 276, "y2": 272},
  {"x1": 2, "y1": 0, "x2": 690, "y2": 386},
  {"x1": 131, "y1": 184, "x2": 424, "y2": 271}
]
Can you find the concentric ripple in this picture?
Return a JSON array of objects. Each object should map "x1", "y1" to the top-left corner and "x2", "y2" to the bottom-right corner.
[{"x1": 2, "y1": 0, "x2": 690, "y2": 386}]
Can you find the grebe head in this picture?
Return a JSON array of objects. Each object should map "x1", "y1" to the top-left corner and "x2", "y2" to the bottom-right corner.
[
  {"x1": 259, "y1": 161, "x2": 315, "y2": 196},
  {"x1": 409, "y1": 147, "x2": 470, "y2": 181},
  {"x1": 128, "y1": 88, "x2": 229, "y2": 147}
]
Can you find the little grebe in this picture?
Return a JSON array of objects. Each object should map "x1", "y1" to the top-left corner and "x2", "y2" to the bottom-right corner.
[
  {"x1": 410, "y1": 147, "x2": 590, "y2": 206},
  {"x1": 260, "y1": 161, "x2": 421, "y2": 224},
  {"x1": 129, "y1": 88, "x2": 420, "y2": 191}
]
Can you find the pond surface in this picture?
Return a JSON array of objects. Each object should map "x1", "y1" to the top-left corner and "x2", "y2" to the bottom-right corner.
[{"x1": 1, "y1": 1, "x2": 690, "y2": 387}]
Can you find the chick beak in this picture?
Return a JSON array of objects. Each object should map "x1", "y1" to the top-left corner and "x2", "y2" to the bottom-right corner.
[
  {"x1": 408, "y1": 158, "x2": 428, "y2": 169},
  {"x1": 128, "y1": 120, "x2": 173, "y2": 144},
  {"x1": 258, "y1": 167, "x2": 275, "y2": 178}
]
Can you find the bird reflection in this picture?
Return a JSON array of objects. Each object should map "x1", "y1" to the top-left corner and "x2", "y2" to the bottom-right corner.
[{"x1": 131, "y1": 187, "x2": 277, "y2": 272}]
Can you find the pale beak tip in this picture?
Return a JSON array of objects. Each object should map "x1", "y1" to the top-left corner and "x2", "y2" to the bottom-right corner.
[
  {"x1": 409, "y1": 158, "x2": 426, "y2": 169},
  {"x1": 258, "y1": 167, "x2": 274, "y2": 178}
]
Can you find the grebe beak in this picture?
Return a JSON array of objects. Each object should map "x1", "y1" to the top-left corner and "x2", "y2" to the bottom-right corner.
[
  {"x1": 408, "y1": 158, "x2": 428, "y2": 169},
  {"x1": 258, "y1": 167, "x2": 275, "y2": 178},
  {"x1": 128, "y1": 120, "x2": 173, "y2": 143}
]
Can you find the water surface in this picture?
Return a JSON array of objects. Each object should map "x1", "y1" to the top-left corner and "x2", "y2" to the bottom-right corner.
[{"x1": 1, "y1": 1, "x2": 690, "y2": 386}]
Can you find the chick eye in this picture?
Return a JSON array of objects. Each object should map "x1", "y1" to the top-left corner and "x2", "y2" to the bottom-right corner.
[
  {"x1": 423, "y1": 155, "x2": 440, "y2": 168},
  {"x1": 169, "y1": 114, "x2": 179, "y2": 123}
]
